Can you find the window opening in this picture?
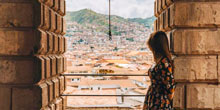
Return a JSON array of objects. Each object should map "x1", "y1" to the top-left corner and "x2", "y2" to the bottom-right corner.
[{"x1": 65, "y1": 0, "x2": 155, "y2": 109}]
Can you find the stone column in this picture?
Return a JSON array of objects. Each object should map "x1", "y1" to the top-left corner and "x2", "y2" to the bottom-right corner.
[
  {"x1": 154, "y1": 0, "x2": 220, "y2": 109},
  {"x1": 0, "y1": 0, "x2": 67, "y2": 110}
]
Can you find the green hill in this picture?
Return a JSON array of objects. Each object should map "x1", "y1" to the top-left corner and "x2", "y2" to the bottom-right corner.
[
  {"x1": 128, "y1": 16, "x2": 156, "y2": 28},
  {"x1": 65, "y1": 9, "x2": 155, "y2": 35},
  {"x1": 66, "y1": 9, "x2": 108, "y2": 25}
]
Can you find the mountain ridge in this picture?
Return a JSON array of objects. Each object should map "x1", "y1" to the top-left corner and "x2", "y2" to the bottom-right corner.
[
  {"x1": 66, "y1": 9, "x2": 155, "y2": 28},
  {"x1": 65, "y1": 9, "x2": 155, "y2": 35}
]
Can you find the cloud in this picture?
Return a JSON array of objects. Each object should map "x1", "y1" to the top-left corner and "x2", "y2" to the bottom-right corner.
[{"x1": 66, "y1": 0, "x2": 154, "y2": 18}]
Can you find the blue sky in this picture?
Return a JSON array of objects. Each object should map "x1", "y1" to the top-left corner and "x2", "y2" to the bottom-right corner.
[{"x1": 66, "y1": 0, "x2": 154, "y2": 18}]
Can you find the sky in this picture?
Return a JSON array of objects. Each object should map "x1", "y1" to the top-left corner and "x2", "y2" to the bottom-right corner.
[{"x1": 66, "y1": 0, "x2": 154, "y2": 18}]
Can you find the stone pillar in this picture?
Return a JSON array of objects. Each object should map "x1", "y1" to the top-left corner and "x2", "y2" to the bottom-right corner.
[
  {"x1": 154, "y1": 0, "x2": 220, "y2": 109},
  {"x1": 0, "y1": 0, "x2": 67, "y2": 110}
]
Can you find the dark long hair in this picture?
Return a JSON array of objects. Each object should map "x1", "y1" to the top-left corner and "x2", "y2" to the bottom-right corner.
[{"x1": 147, "y1": 31, "x2": 171, "y2": 62}]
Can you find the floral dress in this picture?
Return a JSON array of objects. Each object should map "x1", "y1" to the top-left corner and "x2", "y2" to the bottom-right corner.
[{"x1": 143, "y1": 57, "x2": 176, "y2": 110}]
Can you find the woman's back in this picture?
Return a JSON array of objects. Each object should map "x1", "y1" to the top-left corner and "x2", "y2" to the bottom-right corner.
[{"x1": 143, "y1": 56, "x2": 175, "y2": 110}]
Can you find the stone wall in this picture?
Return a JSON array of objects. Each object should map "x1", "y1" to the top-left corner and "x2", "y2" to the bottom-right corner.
[
  {"x1": 154, "y1": 0, "x2": 220, "y2": 109},
  {"x1": 0, "y1": 0, "x2": 67, "y2": 110}
]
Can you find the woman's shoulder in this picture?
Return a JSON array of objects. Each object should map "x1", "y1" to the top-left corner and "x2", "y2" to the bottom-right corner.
[
  {"x1": 159, "y1": 56, "x2": 172, "y2": 69},
  {"x1": 161, "y1": 56, "x2": 171, "y2": 64},
  {"x1": 159, "y1": 56, "x2": 173, "y2": 73}
]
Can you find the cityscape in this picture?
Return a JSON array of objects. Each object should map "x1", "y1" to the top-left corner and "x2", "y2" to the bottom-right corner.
[{"x1": 64, "y1": 9, "x2": 154, "y2": 109}]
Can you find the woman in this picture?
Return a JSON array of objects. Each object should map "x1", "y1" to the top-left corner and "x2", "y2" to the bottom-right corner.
[{"x1": 143, "y1": 31, "x2": 176, "y2": 110}]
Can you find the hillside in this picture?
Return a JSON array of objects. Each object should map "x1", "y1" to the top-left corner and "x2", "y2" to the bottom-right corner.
[
  {"x1": 128, "y1": 16, "x2": 156, "y2": 28},
  {"x1": 65, "y1": 9, "x2": 155, "y2": 35}
]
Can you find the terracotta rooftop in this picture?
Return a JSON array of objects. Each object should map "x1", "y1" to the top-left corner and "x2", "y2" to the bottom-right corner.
[{"x1": 66, "y1": 86, "x2": 117, "y2": 106}]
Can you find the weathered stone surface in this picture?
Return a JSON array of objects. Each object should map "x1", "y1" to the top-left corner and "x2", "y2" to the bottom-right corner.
[
  {"x1": 61, "y1": 17, "x2": 66, "y2": 35},
  {"x1": 46, "y1": 32, "x2": 53, "y2": 53},
  {"x1": 45, "y1": 0, "x2": 54, "y2": 7},
  {"x1": 49, "y1": 56, "x2": 56, "y2": 76},
  {"x1": 40, "y1": 83, "x2": 49, "y2": 107},
  {"x1": 214, "y1": 86, "x2": 220, "y2": 109},
  {"x1": 64, "y1": 37, "x2": 67, "y2": 53},
  {"x1": 35, "y1": 56, "x2": 45, "y2": 81},
  {"x1": 0, "y1": 0, "x2": 67, "y2": 109},
  {"x1": 56, "y1": 56, "x2": 63, "y2": 74},
  {"x1": 169, "y1": 4, "x2": 174, "y2": 28},
  {"x1": 154, "y1": 1, "x2": 158, "y2": 17},
  {"x1": 61, "y1": 96, "x2": 67, "y2": 110},
  {"x1": 55, "y1": 97, "x2": 63, "y2": 110},
  {"x1": 50, "y1": 11, "x2": 56, "y2": 32},
  {"x1": 158, "y1": 0, "x2": 162, "y2": 13},
  {"x1": 61, "y1": 37, "x2": 65, "y2": 53},
  {"x1": 37, "y1": 3, "x2": 44, "y2": 29},
  {"x1": 218, "y1": 56, "x2": 220, "y2": 83},
  {"x1": 46, "y1": 80, "x2": 54, "y2": 103},
  {"x1": 0, "y1": 3, "x2": 33, "y2": 27},
  {"x1": 12, "y1": 83, "x2": 48, "y2": 110},
  {"x1": 0, "y1": 58, "x2": 36, "y2": 84},
  {"x1": 58, "y1": 0, "x2": 65, "y2": 16},
  {"x1": 49, "y1": 103, "x2": 56, "y2": 110},
  {"x1": 157, "y1": 15, "x2": 160, "y2": 31},
  {"x1": 173, "y1": 84, "x2": 185, "y2": 110},
  {"x1": 35, "y1": 30, "x2": 48, "y2": 54},
  {"x1": 52, "y1": 0, "x2": 59, "y2": 11},
  {"x1": 41, "y1": 106, "x2": 50, "y2": 110},
  {"x1": 159, "y1": 14, "x2": 163, "y2": 31},
  {"x1": 42, "y1": 56, "x2": 51, "y2": 78},
  {"x1": 0, "y1": 87, "x2": 11, "y2": 110},
  {"x1": 58, "y1": 76, "x2": 65, "y2": 94},
  {"x1": 63, "y1": 56, "x2": 67, "y2": 72},
  {"x1": 43, "y1": 5, "x2": 50, "y2": 30},
  {"x1": 154, "y1": 19, "x2": 157, "y2": 32},
  {"x1": 162, "y1": 0, "x2": 167, "y2": 9},
  {"x1": 62, "y1": 37, "x2": 66, "y2": 53},
  {"x1": 52, "y1": 77, "x2": 59, "y2": 98},
  {"x1": 58, "y1": 36, "x2": 62, "y2": 53},
  {"x1": 172, "y1": 29, "x2": 220, "y2": 54},
  {"x1": 165, "y1": 7, "x2": 171, "y2": 31},
  {"x1": 55, "y1": 14, "x2": 62, "y2": 34},
  {"x1": 174, "y1": 56, "x2": 218, "y2": 82},
  {"x1": 53, "y1": 33, "x2": 59, "y2": 53},
  {"x1": 64, "y1": 76, "x2": 66, "y2": 90},
  {"x1": 186, "y1": 84, "x2": 219, "y2": 109},
  {"x1": 163, "y1": 11, "x2": 168, "y2": 31},
  {"x1": 155, "y1": 1, "x2": 220, "y2": 110},
  {"x1": 0, "y1": 0, "x2": 31, "y2": 2},
  {"x1": 171, "y1": 2, "x2": 220, "y2": 28},
  {"x1": 0, "y1": 30, "x2": 34, "y2": 55},
  {"x1": 60, "y1": 56, "x2": 64, "y2": 73},
  {"x1": 166, "y1": 0, "x2": 173, "y2": 6},
  {"x1": 166, "y1": 31, "x2": 173, "y2": 54}
]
